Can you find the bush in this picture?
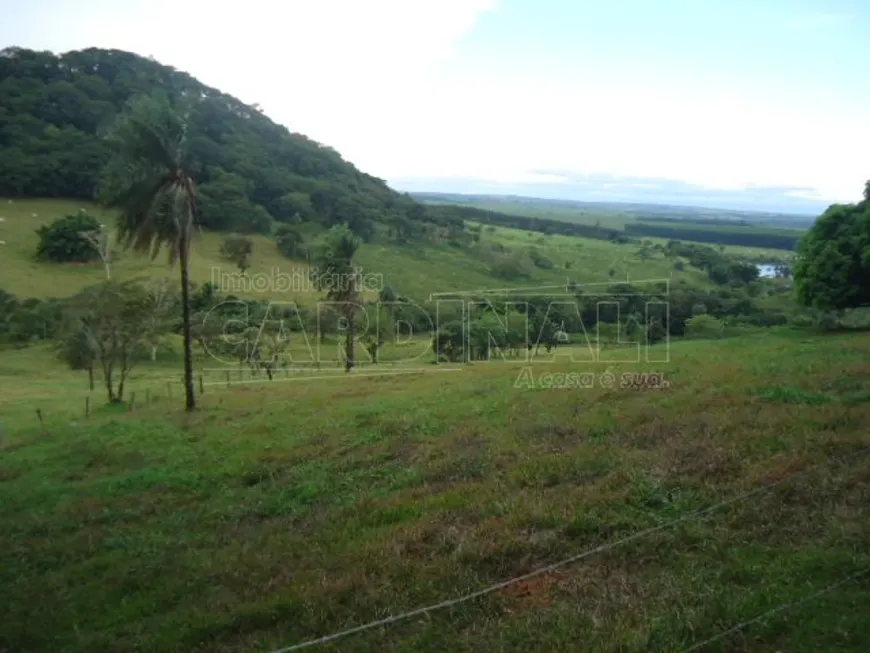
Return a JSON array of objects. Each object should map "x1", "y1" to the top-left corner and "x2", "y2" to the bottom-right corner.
[
  {"x1": 35, "y1": 211, "x2": 102, "y2": 263},
  {"x1": 490, "y1": 256, "x2": 531, "y2": 280},
  {"x1": 684, "y1": 314, "x2": 726, "y2": 339},
  {"x1": 529, "y1": 248, "x2": 555, "y2": 269}
]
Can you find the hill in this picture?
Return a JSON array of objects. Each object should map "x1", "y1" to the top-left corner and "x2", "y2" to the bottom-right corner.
[
  {"x1": 0, "y1": 46, "x2": 459, "y2": 241},
  {"x1": 0, "y1": 198, "x2": 717, "y2": 302}
]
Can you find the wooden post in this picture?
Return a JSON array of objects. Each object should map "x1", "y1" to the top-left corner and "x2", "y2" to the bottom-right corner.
[
  {"x1": 225, "y1": 371, "x2": 231, "y2": 388},
  {"x1": 166, "y1": 381, "x2": 172, "y2": 400},
  {"x1": 199, "y1": 375, "x2": 204, "y2": 395},
  {"x1": 85, "y1": 396, "x2": 90, "y2": 418},
  {"x1": 146, "y1": 389, "x2": 151, "y2": 405},
  {"x1": 128, "y1": 393, "x2": 136, "y2": 411}
]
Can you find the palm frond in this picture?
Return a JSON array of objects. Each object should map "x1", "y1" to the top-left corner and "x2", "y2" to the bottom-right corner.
[
  {"x1": 112, "y1": 175, "x2": 173, "y2": 256},
  {"x1": 126, "y1": 117, "x2": 180, "y2": 172},
  {"x1": 102, "y1": 93, "x2": 200, "y2": 264},
  {"x1": 166, "y1": 182, "x2": 194, "y2": 266}
]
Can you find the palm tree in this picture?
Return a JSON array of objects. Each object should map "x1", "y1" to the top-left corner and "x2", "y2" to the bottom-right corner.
[
  {"x1": 100, "y1": 92, "x2": 198, "y2": 411},
  {"x1": 311, "y1": 224, "x2": 362, "y2": 372}
]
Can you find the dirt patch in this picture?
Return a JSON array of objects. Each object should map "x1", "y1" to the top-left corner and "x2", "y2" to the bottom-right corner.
[{"x1": 497, "y1": 570, "x2": 565, "y2": 607}]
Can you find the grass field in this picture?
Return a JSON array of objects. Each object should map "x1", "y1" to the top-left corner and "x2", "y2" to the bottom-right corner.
[
  {"x1": 1, "y1": 328, "x2": 869, "y2": 652},
  {"x1": 417, "y1": 194, "x2": 815, "y2": 231},
  {"x1": 1, "y1": 198, "x2": 782, "y2": 303}
]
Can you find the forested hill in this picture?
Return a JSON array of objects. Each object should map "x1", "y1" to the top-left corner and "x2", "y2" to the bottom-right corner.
[{"x1": 0, "y1": 46, "x2": 459, "y2": 240}]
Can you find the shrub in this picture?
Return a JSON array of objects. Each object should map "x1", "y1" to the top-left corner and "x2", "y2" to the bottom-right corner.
[
  {"x1": 529, "y1": 248, "x2": 555, "y2": 269},
  {"x1": 684, "y1": 314, "x2": 726, "y2": 339},
  {"x1": 35, "y1": 210, "x2": 102, "y2": 263},
  {"x1": 490, "y1": 256, "x2": 531, "y2": 280}
]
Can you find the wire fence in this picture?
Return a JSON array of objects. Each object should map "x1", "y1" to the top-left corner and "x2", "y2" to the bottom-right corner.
[
  {"x1": 678, "y1": 567, "x2": 870, "y2": 652},
  {"x1": 266, "y1": 443, "x2": 870, "y2": 653}
]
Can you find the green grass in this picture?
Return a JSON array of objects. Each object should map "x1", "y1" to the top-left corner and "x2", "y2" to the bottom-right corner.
[
  {"x1": 1, "y1": 328, "x2": 869, "y2": 652},
  {"x1": 3, "y1": 198, "x2": 721, "y2": 302}
]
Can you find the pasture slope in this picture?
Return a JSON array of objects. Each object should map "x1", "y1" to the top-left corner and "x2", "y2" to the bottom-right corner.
[
  {"x1": 2, "y1": 197, "x2": 783, "y2": 302},
  {"x1": 1, "y1": 328, "x2": 869, "y2": 653}
]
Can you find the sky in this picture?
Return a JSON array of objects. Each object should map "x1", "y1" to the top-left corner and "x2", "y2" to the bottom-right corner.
[{"x1": 3, "y1": 0, "x2": 870, "y2": 214}]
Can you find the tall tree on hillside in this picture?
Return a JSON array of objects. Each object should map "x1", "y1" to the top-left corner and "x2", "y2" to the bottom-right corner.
[
  {"x1": 793, "y1": 181, "x2": 870, "y2": 316},
  {"x1": 310, "y1": 224, "x2": 362, "y2": 372},
  {"x1": 99, "y1": 91, "x2": 199, "y2": 410}
]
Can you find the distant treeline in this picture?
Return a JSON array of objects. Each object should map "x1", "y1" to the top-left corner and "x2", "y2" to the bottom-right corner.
[
  {"x1": 624, "y1": 222, "x2": 801, "y2": 251},
  {"x1": 423, "y1": 204, "x2": 634, "y2": 243},
  {"x1": 639, "y1": 216, "x2": 751, "y2": 227},
  {"x1": 422, "y1": 203, "x2": 801, "y2": 251}
]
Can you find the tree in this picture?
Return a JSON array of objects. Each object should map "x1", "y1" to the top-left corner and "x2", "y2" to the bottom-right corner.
[
  {"x1": 378, "y1": 284, "x2": 398, "y2": 321},
  {"x1": 35, "y1": 210, "x2": 101, "y2": 262},
  {"x1": 636, "y1": 245, "x2": 654, "y2": 261},
  {"x1": 66, "y1": 281, "x2": 156, "y2": 403},
  {"x1": 141, "y1": 277, "x2": 178, "y2": 361},
  {"x1": 220, "y1": 235, "x2": 254, "y2": 274},
  {"x1": 794, "y1": 189, "x2": 870, "y2": 312},
  {"x1": 310, "y1": 224, "x2": 362, "y2": 372},
  {"x1": 79, "y1": 222, "x2": 117, "y2": 279},
  {"x1": 646, "y1": 317, "x2": 667, "y2": 345},
  {"x1": 55, "y1": 322, "x2": 97, "y2": 391},
  {"x1": 433, "y1": 320, "x2": 466, "y2": 362},
  {"x1": 243, "y1": 320, "x2": 290, "y2": 379},
  {"x1": 197, "y1": 170, "x2": 273, "y2": 233},
  {"x1": 360, "y1": 305, "x2": 395, "y2": 364},
  {"x1": 275, "y1": 224, "x2": 304, "y2": 259},
  {"x1": 100, "y1": 91, "x2": 199, "y2": 411}
]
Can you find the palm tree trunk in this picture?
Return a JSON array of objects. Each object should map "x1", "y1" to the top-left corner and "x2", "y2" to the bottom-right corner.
[{"x1": 179, "y1": 227, "x2": 196, "y2": 411}]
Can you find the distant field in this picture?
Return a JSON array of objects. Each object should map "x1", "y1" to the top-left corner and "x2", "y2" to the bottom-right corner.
[
  {"x1": 422, "y1": 198, "x2": 632, "y2": 229},
  {"x1": 624, "y1": 221, "x2": 803, "y2": 251},
  {"x1": 415, "y1": 193, "x2": 816, "y2": 230},
  {"x1": 417, "y1": 195, "x2": 806, "y2": 255},
  {"x1": 1, "y1": 198, "x2": 716, "y2": 302}
]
